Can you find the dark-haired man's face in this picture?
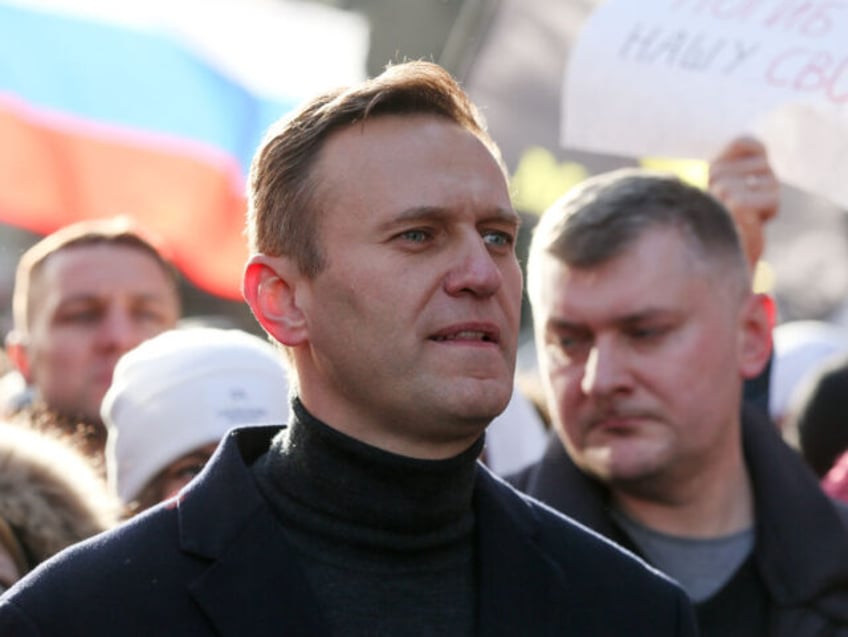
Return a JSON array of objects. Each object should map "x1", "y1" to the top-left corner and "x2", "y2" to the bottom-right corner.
[
  {"x1": 18, "y1": 244, "x2": 180, "y2": 426},
  {"x1": 532, "y1": 227, "x2": 769, "y2": 492}
]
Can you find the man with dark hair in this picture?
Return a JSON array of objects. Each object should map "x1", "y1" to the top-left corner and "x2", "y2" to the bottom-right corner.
[
  {"x1": 3, "y1": 216, "x2": 181, "y2": 458},
  {"x1": 513, "y1": 161, "x2": 848, "y2": 636},
  {"x1": 0, "y1": 61, "x2": 696, "y2": 636}
]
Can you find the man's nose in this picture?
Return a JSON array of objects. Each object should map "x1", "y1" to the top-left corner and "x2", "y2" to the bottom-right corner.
[
  {"x1": 443, "y1": 234, "x2": 503, "y2": 297},
  {"x1": 95, "y1": 309, "x2": 144, "y2": 352},
  {"x1": 580, "y1": 339, "x2": 631, "y2": 397}
]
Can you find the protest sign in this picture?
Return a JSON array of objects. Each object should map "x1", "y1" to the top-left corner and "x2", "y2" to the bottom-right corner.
[{"x1": 563, "y1": 0, "x2": 848, "y2": 209}]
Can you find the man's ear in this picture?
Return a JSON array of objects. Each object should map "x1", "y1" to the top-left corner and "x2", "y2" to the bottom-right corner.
[
  {"x1": 242, "y1": 255, "x2": 308, "y2": 347},
  {"x1": 739, "y1": 293, "x2": 774, "y2": 380},
  {"x1": 4, "y1": 331, "x2": 32, "y2": 382}
]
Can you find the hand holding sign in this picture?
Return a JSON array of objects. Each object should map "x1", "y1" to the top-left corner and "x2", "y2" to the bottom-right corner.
[{"x1": 709, "y1": 136, "x2": 780, "y2": 267}]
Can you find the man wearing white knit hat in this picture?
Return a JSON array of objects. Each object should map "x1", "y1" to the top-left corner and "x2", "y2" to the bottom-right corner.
[{"x1": 102, "y1": 326, "x2": 289, "y2": 515}]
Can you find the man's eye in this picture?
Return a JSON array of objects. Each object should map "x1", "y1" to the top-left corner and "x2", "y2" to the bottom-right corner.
[
  {"x1": 629, "y1": 326, "x2": 666, "y2": 341},
  {"x1": 59, "y1": 309, "x2": 101, "y2": 325},
  {"x1": 133, "y1": 307, "x2": 167, "y2": 324},
  {"x1": 399, "y1": 229, "x2": 430, "y2": 243},
  {"x1": 547, "y1": 334, "x2": 590, "y2": 364},
  {"x1": 559, "y1": 336, "x2": 587, "y2": 353},
  {"x1": 482, "y1": 230, "x2": 514, "y2": 249}
]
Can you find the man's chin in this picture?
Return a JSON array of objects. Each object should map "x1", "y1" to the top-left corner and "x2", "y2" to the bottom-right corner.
[
  {"x1": 441, "y1": 396, "x2": 498, "y2": 422},
  {"x1": 453, "y1": 380, "x2": 512, "y2": 420},
  {"x1": 580, "y1": 443, "x2": 637, "y2": 478}
]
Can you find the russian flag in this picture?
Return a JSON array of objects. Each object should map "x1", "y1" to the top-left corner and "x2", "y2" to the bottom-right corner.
[{"x1": 0, "y1": 0, "x2": 368, "y2": 299}]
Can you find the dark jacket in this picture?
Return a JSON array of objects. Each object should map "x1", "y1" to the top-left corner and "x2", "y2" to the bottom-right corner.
[
  {"x1": 0, "y1": 425, "x2": 696, "y2": 636},
  {"x1": 510, "y1": 407, "x2": 848, "y2": 637}
]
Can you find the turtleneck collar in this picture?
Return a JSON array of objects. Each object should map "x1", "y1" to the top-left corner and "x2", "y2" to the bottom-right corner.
[{"x1": 252, "y1": 398, "x2": 484, "y2": 553}]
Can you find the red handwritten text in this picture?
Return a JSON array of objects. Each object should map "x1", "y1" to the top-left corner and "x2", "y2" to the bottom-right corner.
[
  {"x1": 767, "y1": 47, "x2": 848, "y2": 101},
  {"x1": 671, "y1": 0, "x2": 848, "y2": 38}
]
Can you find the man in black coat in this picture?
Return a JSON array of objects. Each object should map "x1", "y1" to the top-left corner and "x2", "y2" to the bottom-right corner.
[
  {"x1": 512, "y1": 150, "x2": 848, "y2": 636},
  {"x1": 0, "y1": 61, "x2": 695, "y2": 636}
]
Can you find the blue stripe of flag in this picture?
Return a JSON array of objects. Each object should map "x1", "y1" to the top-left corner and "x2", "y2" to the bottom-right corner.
[{"x1": 0, "y1": 3, "x2": 296, "y2": 173}]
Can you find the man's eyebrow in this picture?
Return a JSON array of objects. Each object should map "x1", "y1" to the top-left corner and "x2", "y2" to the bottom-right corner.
[
  {"x1": 548, "y1": 309, "x2": 678, "y2": 331},
  {"x1": 547, "y1": 318, "x2": 589, "y2": 332},
  {"x1": 386, "y1": 205, "x2": 521, "y2": 226},
  {"x1": 494, "y1": 207, "x2": 523, "y2": 228},
  {"x1": 56, "y1": 291, "x2": 170, "y2": 307},
  {"x1": 616, "y1": 309, "x2": 679, "y2": 325},
  {"x1": 54, "y1": 293, "x2": 102, "y2": 306}
]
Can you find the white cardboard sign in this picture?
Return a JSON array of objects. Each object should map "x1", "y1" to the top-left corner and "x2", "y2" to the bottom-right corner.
[{"x1": 563, "y1": 0, "x2": 848, "y2": 209}]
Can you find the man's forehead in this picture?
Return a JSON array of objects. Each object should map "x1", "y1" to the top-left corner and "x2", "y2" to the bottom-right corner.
[
  {"x1": 37, "y1": 243, "x2": 163, "y2": 280},
  {"x1": 537, "y1": 249, "x2": 707, "y2": 322},
  {"x1": 30, "y1": 244, "x2": 175, "y2": 307},
  {"x1": 315, "y1": 115, "x2": 510, "y2": 220},
  {"x1": 320, "y1": 113, "x2": 499, "y2": 169}
]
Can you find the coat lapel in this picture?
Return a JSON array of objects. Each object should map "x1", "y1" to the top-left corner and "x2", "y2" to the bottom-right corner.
[
  {"x1": 177, "y1": 426, "x2": 331, "y2": 636},
  {"x1": 176, "y1": 431, "x2": 629, "y2": 636},
  {"x1": 188, "y1": 508, "x2": 328, "y2": 636},
  {"x1": 475, "y1": 469, "x2": 564, "y2": 636}
]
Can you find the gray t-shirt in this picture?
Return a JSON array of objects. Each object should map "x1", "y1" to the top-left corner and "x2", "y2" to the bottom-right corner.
[{"x1": 611, "y1": 508, "x2": 754, "y2": 602}]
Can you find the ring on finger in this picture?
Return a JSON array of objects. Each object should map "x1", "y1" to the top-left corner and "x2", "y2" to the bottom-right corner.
[{"x1": 745, "y1": 175, "x2": 762, "y2": 189}]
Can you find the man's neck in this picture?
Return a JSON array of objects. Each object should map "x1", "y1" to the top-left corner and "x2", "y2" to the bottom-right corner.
[
  {"x1": 612, "y1": 446, "x2": 754, "y2": 538},
  {"x1": 295, "y1": 384, "x2": 486, "y2": 461}
]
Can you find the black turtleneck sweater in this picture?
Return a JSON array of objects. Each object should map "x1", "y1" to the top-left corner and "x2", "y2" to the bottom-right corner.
[{"x1": 250, "y1": 399, "x2": 481, "y2": 636}]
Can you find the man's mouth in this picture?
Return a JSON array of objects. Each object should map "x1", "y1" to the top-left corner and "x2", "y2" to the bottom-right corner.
[
  {"x1": 588, "y1": 410, "x2": 652, "y2": 434},
  {"x1": 429, "y1": 325, "x2": 500, "y2": 344},
  {"x1": 432, "y1": 330, "x2": 495, "y2": 342}
]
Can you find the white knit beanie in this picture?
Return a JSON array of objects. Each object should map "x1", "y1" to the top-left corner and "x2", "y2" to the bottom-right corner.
[{"x1": 102, "y1": 327, "x2": 289, "y2": 504}]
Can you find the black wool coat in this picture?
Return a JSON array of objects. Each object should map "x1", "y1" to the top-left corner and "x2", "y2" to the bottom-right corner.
[{"x1": 0, "y1": 425, "x2": 696, "y2": 636}]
